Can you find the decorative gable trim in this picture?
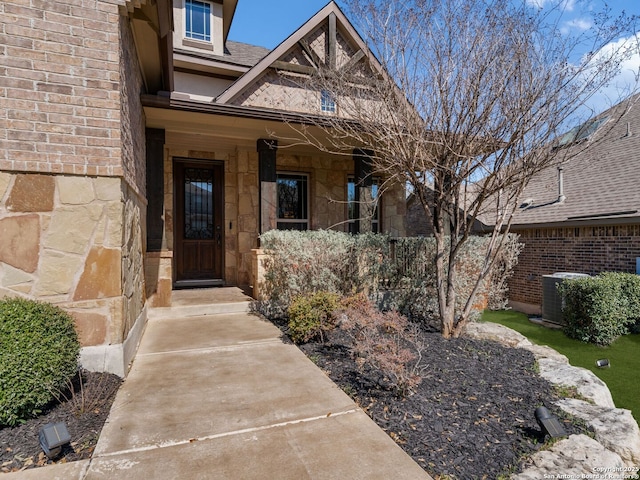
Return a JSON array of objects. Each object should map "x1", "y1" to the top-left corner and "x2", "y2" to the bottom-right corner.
[{"x1": 215, "y1": 1, "x2": 383, "y2": 105}]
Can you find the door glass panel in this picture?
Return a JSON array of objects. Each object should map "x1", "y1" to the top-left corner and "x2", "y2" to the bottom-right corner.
[{"x1": 184, "y1": 167, "x2": 214, "y2": 239}]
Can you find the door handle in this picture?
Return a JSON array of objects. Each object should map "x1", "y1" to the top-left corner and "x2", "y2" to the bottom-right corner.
[{"x1": 216, "y1": 225, "x2": 222, "y2": 246}]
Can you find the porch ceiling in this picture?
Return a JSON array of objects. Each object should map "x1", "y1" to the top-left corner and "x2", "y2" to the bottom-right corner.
[{"x1": 143, "y1": 103, "x2": 350, "y2": 155}]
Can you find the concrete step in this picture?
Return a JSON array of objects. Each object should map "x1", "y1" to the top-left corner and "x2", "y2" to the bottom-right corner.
[{"x1": 148, "y1": 300, "x2": 252, "y2": 320}]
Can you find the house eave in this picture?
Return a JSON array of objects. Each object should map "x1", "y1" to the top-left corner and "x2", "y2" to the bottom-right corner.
[
  {"x1": 174, "y1": 50, "x2": 252, "y2": 75},
  {"x1": 509, "y1": 215, "x2": 640, "y2": 230},
  {"x1": 141, "y1": 93, "x2": 343, "y2": 127}
]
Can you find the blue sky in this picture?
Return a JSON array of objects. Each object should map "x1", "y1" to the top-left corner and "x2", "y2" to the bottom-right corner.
[
  {"x1": 228, "y1": 0, "x2": 330, "y2": 49},
  {"x1": 228, "y1": 0, "x2": 636, "y2": 49},
  {"x1": 228, "y1": 0, "x2": 639, "y2": 114}
]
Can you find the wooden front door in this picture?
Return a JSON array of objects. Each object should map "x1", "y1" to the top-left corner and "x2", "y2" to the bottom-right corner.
[{"x1": 174, "y1": 159, "x2": 224, "y2": 285}]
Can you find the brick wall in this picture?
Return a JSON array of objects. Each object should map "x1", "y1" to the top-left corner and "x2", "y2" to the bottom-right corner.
[
  {"x1": 1, "y1": 0, "x2": 123, "y2": 176},
  {"x1": 509, "y1": 224, "x2": 640, "y2": 307},
  {"x1": 1, "y1": 1, "x2": 149, "y2": 374},
  {"x1": 119, "y1": 13, "x2": 146, "y2": 197},
  {"x1": 406, "y1": 196, "x2": 434, "y2": 237}
]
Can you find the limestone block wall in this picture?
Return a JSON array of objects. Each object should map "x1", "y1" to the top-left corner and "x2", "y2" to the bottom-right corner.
[
  {"x1": 0, "y1": 173, "x2": 129, "y2": 347},
  {"x1": 276, "y1": 152, "x2": 350, "y2": 231},
  {"x1": 120, "y1": 185, "x2": 145, "y2": 339},
  {"x1": 235, "y1": 149, "x2": 259, "y2": 287},
  {"x1": 382, "y1": 180, "x2": 407, "y2": 237},
  {"x1": 159, "y1": 141, "x2": 405, "y2": 292}
]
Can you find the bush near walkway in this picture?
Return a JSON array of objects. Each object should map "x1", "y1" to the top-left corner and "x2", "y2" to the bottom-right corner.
[
  {"x1": 287, "y1": 291, "x2": 341, "y2": 343},
  {"x1": 0, "y1": 298, "x2": 80, "y2": 427},
  {"x1": 259, "y1": 230, "x2": 521, "y2": 329}
]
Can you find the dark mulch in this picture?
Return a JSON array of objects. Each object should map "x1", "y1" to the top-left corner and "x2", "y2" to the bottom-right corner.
[
  {"x1": 277, "y1": 320, "x2": 590, "y2": 480},
  {"x1": 0, "y1": 370, "x2": 121, "y2": 473}
]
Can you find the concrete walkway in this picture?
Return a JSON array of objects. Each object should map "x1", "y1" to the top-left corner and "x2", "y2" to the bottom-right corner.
[{"x1": 13, "y1": 307, "x2": 431, "y2": 479}]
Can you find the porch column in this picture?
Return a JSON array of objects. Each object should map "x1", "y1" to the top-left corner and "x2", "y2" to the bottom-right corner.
[
  {"x1": 146, "y1": 128, "x2": 165, "y2": 251},
  {"x1": 258, "y1": 139, "x2": 278, "y2": 233},
  {"x1": 145, "y1": 128, "x2": 172, "y2": 307},
  {"x1": 353, "y1": 148, "x2": 374, "y2": 233}
]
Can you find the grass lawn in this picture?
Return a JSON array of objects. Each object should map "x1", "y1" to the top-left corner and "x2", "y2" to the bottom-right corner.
[{"x1": 481, "y1": 309, "x2": 640, "y2": 424}]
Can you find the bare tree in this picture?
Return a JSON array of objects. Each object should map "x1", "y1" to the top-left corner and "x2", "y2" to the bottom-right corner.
[{"x1": 283, "y1": 0, "x2": 638, "y2": 337}]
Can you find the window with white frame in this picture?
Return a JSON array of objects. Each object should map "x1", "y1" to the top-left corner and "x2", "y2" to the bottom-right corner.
[
  {"x1": 277, "y1": 173, "x2": 309, "y2": 230},
  {"x1": 321, "y1": 90, "x2": 336, "y2": 113},
  {"x1": 185, "y1": 0, "x2": 212, "y2": 42},
  {"x1": 347, "y1": 176, "x2": 380, "y2": 233}
]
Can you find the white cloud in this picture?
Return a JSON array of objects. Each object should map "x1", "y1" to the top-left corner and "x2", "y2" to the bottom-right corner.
[
  {"x1": 526, "y1": 0, "x2": 576, "y2": 11},
  {"x1": 582, "y1": 33, "x2": 640, "y2": 114},
  {"x1": 564, "y1": 18, "x2": 592, "y2": 32}
]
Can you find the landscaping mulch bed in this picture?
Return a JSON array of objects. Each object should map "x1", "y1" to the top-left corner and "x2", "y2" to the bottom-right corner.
[
  {"x1": 280, "y1": 321, "x2": 590, "y2": 480},
  {"x1": 0, "y1": 370, "x2": 121, "y2": 474}
]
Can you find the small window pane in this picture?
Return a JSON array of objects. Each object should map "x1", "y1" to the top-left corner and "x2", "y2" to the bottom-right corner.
[
  {"x1": 321, "y1": 90, "x2": 336, "y2": 113},
  {"x1": 184, "y1": 167, "x2": 214, "y2": 239},
  {"x1": 277, "y1": 173, "x2": 308, "y2": 230},
  {"x1": 186, "y1": 0, "x2": 211, "y2": 42},
  {"x1": 347, "y1": 176, "x2": 380, "y2": 233}
]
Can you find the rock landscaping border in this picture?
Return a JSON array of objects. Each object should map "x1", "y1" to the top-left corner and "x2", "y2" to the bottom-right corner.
[{"x1": 465, "y1": 322, "x2": 640, "y2": 478}]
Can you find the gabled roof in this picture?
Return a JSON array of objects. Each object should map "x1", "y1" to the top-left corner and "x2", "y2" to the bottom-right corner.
[
  {"x1": 224, "y1": 41, "x2": 271, "y2": 67},
  {"x1": 507, "y1": 95, "x2": 640, "y2": 228},
  {"x1": 216, "y1": 1, "x2": 382, "y2": 105},
  {"x1": 222, "y1": 0, "x2": 239, "y2": 44}
]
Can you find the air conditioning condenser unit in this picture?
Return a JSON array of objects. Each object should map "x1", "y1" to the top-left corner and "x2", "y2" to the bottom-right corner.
[{"x1": 541, "y1": 272, "x2": 590, "y2": 325}]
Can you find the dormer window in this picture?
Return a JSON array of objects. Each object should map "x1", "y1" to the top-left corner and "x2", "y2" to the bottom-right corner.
[
  {"x1": 185, "y1": 0, "x2": 212, "y2": 42},
  {"x1": 557, "y1": 116, "x2": 609, "y2": 147}
]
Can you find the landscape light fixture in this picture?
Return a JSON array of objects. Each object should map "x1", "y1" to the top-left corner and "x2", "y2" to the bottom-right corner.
[
  {"x1": 39, "y1": 422, "x2": 71, "y2": 459},
  {"x1": 534, "y1": 406, "x2": 567, "y2": 439},
  {"x1": 596, "y1": 359, "x2": 610, "y2": 368}
]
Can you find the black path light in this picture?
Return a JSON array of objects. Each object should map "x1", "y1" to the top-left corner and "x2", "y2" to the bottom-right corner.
[
  {"x1": 39, "y1": 422, "x2": 71, "y2": 459},
  {"x1": 534, "y1": 406, "x2": 567, "y2": 439}
]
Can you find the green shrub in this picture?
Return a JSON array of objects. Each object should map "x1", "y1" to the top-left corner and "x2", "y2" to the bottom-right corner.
[
  {"x1": 0, "y1": 298, "x2": 80, "y2": 426},
  {"x1": 559, "y1": 272, "x2": 638, "y2": 346},
  {"x1": 287, "y1": 292, "x2": 341, "y2": 343},
  {"x1": 259, "y1": 229, "x2": 521, "y2": 323},
  {"x1": 619, "y1": 272, "x2": 640, "y2": 331},
  {"x1": 259, "y1": 230, "x2": 353, "y2": 317}
]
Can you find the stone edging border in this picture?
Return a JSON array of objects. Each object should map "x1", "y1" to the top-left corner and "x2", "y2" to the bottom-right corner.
[{"x1": 464, "y1": 322, "x2": 640, "y2": 479}]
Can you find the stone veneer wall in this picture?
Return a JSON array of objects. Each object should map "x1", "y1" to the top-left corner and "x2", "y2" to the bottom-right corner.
[
  {"x1": 0, "y1": 174, "x2": 124, "y2": 343},
  {"x1": 0, "y1": 1, "x2": 147, "y2": 375},
  {"x1": 160, "y1": 141, "x2": 406, "y2": 291},
  {"x1": 509, "y1": 224, "x2": 640, "y2": 310}
]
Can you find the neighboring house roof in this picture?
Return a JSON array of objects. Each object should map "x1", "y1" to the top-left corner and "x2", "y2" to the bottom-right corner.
[{"x1": 506, "y1": 95, "x2": 640, "y2": 228}]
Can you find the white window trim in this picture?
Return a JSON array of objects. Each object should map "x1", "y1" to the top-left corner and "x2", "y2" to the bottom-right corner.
[
  {"x1": 184, "y1": 0, "x2": 214, "y2": 43},
  {"x1": 321, "y1": 90, "x2": 336, "y2": 113}
]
